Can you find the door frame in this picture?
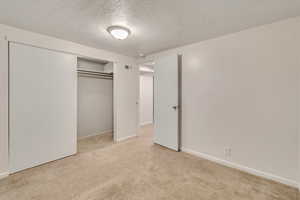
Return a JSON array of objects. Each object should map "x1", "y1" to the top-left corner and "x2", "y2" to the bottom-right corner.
[
  {"x1": 178, "y1": 55, "x2": 182, "y2": 151},
  {"x1": 138, "y1": 65, "x2": 155, "y2": 131},
  {"x1": 0, "y1": 36, "x2": 9, "y2": 179}
]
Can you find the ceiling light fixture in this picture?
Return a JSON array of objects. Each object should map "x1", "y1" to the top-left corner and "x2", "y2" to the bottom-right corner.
[
  {"x1": 139, "y1": 53, "x2": 145, "y2": 57},
  {"x1": 107, "y1": 25, "x2": 131, "y2": 40}
]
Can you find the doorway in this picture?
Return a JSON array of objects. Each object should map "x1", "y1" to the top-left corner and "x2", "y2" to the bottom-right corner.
[
  {"x1": 139, "y1": 64, "x2": 154, "y2": 125},
  {"x1": 77, "y1": 57, "x2": 114, "y2": 153},
  {"x1": 141, "y1": 55, "x2": 182, "y2": 152},
  {"x1": 139, "y1": 63, "x2": 154, "y2": 140}
]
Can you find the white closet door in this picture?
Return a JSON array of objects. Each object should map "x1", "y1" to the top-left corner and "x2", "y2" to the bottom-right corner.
[{"x1": 9, "y1": 43, "x2": 77, "y2": 173}]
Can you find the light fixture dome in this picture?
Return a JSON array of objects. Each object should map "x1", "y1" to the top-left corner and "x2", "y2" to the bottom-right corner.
[{"x1": 107, "y1": 25, "x2": 131, "y2": 40}]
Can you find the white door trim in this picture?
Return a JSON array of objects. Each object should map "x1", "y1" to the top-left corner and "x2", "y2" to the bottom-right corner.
[{"x1": 0, "y1": 37, "x2": 9, "y2": 178}]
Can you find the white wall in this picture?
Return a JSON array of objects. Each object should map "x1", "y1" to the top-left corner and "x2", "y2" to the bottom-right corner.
[
  {"x1": 104, "y1": 62, "x2": 114, "y2": 73},
  {"x1": 139, "y1": 74, "x2": 153, "y2": 126},
  {"x1": 77, "y1": 58, "x2": 105, "y2": 72},
  {"x1": 114, "y1": 63, "x2": 139, "y2": 142},
  {"x1": 0, "y1": 24, "x2": 136, "y2": 179},
  {"x1": 78, "y1": 76, "x2": 113, "y2": 138},
  {"x1": 145, "y1": 17, "x2": 300, "y2": 187}
]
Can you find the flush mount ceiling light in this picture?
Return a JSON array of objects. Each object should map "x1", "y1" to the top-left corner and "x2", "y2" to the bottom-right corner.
[
  {"x1": 107, "y1": 25, "x2": 131, "y2": 40},
  {"x1": 139, "y1": 53, "x2": 145, "y2": 57}
]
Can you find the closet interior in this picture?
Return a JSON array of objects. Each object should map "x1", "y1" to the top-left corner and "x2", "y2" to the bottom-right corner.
[{"x1": 77, "y1": 57, "x2": 114, "y2": 146}]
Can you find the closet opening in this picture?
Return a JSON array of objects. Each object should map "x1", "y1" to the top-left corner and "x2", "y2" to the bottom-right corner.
[{"x1": 77, "y1": 57, "x2": 114, "y2": 153}]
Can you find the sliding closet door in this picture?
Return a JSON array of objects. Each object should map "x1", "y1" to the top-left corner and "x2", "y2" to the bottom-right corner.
[{"x1": 9, "y1": 43, "x2": 77, "y2": 173}]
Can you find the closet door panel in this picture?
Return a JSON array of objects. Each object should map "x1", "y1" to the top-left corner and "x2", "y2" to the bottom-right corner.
[{"x1": 9, "y1": 43, "x2": 77, "y2": 173}]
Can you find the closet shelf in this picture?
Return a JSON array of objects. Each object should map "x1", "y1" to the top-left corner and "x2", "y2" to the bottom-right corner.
[{"x1": 77, "y1": 69, "x2": 113, "y2": 80}]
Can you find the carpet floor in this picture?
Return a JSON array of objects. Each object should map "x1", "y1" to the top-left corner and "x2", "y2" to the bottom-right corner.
[{"x1": 0, "y1": 125, "x2": 298, "y2": 200}]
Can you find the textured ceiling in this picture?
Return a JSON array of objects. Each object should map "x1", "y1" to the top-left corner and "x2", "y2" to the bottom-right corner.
[{"x1": 1, "y1": 0, "x2": 300, "y2": 57}]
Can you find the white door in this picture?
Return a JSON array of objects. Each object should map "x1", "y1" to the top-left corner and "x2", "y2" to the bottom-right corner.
[
  {"x1": 113, "y1": 63, "x2": 139, "y2": 142},
  {"x1": 154, "y1": 54, "x2": 180, "y2": 151},
  {"x1": 9, "y1": 43, "x2": 77, "y2": 173}
]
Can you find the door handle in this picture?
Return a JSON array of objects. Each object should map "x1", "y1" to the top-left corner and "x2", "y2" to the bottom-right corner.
[{"x1": 172, "y1": 106, "x2": 178, "y2": 110}]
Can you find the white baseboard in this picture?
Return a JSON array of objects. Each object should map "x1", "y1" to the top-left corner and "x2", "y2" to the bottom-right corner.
[
  {"x1": 182, "y1": 148, "x2": 298, "y2": 188},
  {"x1": 78, "y1": 129, "x2": 113, "y2": 140},
  {"x1": 140, "y1": 121, "x2": 153, "y2": 126},
  {"x1": 0, "y1": 172, "x2": 9, "y2": 180},
  {"x1": 116, "y1": 134, "x2": 136, "y2": 142}
]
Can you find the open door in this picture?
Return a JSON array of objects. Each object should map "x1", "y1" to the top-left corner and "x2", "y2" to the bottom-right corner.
[{"x1": 154, "y1": 54, "x2": 181, "y2": 151}]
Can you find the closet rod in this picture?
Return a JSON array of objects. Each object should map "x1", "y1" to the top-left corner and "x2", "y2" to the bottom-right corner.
[
  {"x1": 77, "y1": 69, "x2": 113, "y2": 80},
  {"x1": 77, "y1": 69, "x2": 113, "y2": 76},
  {"x1": 78, "y1": 73, "x2": 113, "y2": 80},
  {"x1": 78, "y1": 72, "x2": 113, "y2": 77}
]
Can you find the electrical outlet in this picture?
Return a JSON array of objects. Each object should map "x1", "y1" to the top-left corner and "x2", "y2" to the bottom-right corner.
[{"x1": 224, "y1": 148, "x2": 232, "y2": 157}]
